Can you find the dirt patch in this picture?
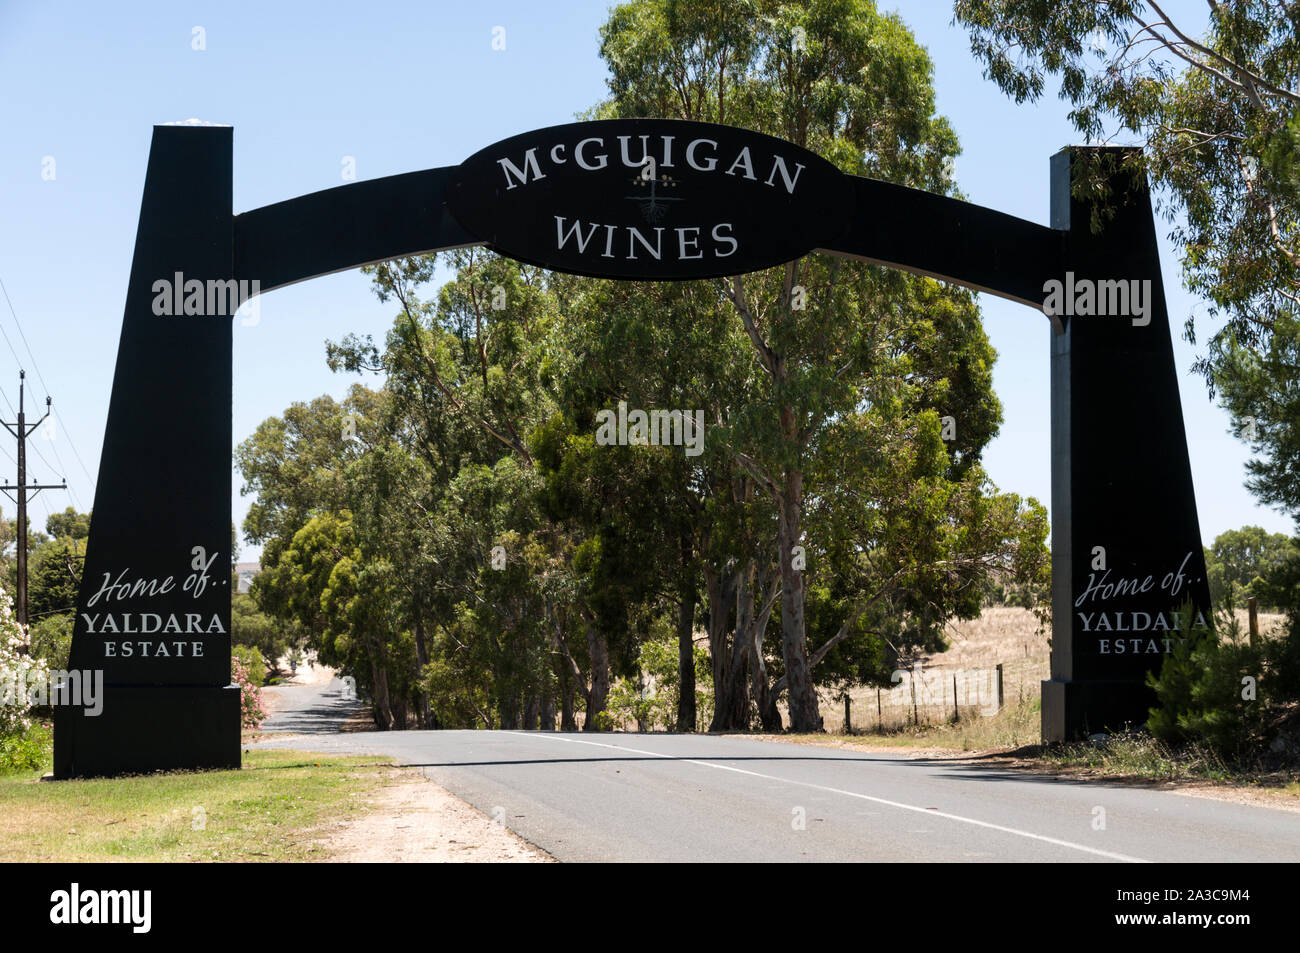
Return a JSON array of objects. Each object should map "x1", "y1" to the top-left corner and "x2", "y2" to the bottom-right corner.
[{"x1": 313, "y1": 768, "x2": 553, "y2": 862}]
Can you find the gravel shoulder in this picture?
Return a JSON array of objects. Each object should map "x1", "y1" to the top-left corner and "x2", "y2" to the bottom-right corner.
[{"x1": 316, "y1": 766, "x2": 551, "y2": 863}]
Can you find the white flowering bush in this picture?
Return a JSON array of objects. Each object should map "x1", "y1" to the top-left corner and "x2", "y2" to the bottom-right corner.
[{"x1": 0, "y1": 585, "x2": 49, "y2": 737}]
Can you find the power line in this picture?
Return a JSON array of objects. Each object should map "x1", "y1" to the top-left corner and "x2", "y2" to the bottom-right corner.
[
  {"x1": 0, "y1": 276, "x2": 50, "y2": 395},
  {"x1": 0, "y1": 273, "x2": 96, "y2": 497},
  {"x1": 52, "y1": 407, "x2": 96, "y2": 490},
  {"x1": 0, "y1": 278, "x2": 28, "y2": 377},
  {"x1": 38, "y1": 432, "x2": 80, "y2": 510},
  {"x1": 1, "y1": 370, "x2": 67, "y2": 626}
]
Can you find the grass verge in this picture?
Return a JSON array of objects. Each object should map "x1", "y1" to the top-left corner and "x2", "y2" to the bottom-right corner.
[{"x1": 0, "y1": 745, "x2": 391, "y2": 862}]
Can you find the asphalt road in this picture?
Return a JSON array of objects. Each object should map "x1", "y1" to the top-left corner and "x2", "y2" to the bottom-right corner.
[
  {"x1": 260, "y1": 675, "x2": 366, "y2": 734},
  {"x1": 253, "y1": 725, "x2": 1300, "y2": 862}
]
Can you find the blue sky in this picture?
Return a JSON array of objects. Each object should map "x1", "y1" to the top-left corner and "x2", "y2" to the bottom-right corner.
[{"x1": 0, "y1": 0, "x2": 1285, "y2": 560}]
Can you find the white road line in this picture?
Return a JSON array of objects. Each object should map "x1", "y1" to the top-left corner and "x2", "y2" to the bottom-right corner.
[{"x1": 505, "y1": 731, "x2": 1149, "y2": 863}]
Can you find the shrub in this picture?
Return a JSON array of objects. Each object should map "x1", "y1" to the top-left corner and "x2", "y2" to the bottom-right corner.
[
  {"x1": 1147, "y1": 600, "x2": 1269, "y2": 759},
  {"x1": 0, "y1": 722, "x2": 51, "y2": 773},
  {"x1": 232, "y1": 645, "x2": 266, "y2": 687},
  {"x1": 0, "y1": 587, "x2": 49, "y2": 739},
  {"x1": 601, "y1": 635, "x2": 712, "y2": 732},
  {"x1": 232, "y1": 654, "x2": 267, "y2": 729},
  {"x1": 28, "y1": 612, "x2": 73, "y2": 669}
]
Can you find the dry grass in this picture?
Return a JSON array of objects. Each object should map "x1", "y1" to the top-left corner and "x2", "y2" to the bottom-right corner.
[{"x1": 815, "y1": 606, "x2": 1049, "y2": 733}]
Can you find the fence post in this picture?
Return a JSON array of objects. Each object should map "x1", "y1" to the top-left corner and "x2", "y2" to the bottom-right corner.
[
  {"x1": 1248, "y1": 597, "x2": 1260, "y2": 648},
  {"x1": 911, "y1": 675, "x2": 918, "y2": 726},
  {"x1": 844, "y1": 694, "x2": 852, "y2": 734},
  {"x1": 996, "y1": 663, "x2": 1004, "y2": 712},
  {"x1": 877, "y1": 687, "x2": 882, "y2": 728},
  {"x1": 952, "y1": 674, "x2": 959, "y2": 723}
]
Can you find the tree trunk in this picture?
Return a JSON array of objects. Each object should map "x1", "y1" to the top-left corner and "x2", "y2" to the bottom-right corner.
[
  {"x1": 523, "y1": 694, "x2": 540, "y2": 730},
  {"x1": 560, "y1": 667, "x2": 578, "y2": 731},
  {"x1": 389, "y1": 692, "x2": 408, "y2": 730},
  {"x1": 778, "y1": 465, "x2": 820, "y2": 731},
  {"x1": 584, "y1": 624, "x2": 610, "y2": 730},
  {"x1": 750, "y1": 570, "x2": 784, "y2": 731},
  {"x1": 498, "y1": 693, "x2": 520, "y2": 730},
  {"x1": 705, "y1": 561, "x2": 739, "y2": 731},
  {"x1": 676, "y1": 554, "x2": 697, "y2": 732},
  {"x1": 720, "y1": 560, "x2": 755, "y2": 729},
  {"x1": 412, "y1": 617, "x2": 433, "y2": 729},
  {"x1": 370, "y1": 662, "x2": 393, "y2": 731},
  {"x1": 557, "y1": 653, "x2": 578, "y2": 730},
  {"x1": 539, "y1": 691, "x2": 556, "y2": 730}
]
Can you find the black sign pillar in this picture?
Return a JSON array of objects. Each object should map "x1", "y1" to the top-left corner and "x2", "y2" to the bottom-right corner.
[
  {"x1": 54, "y1": 124, "x2": 240, "y2": 778},
  {"x1": 1041, "y1": 147, "x2": 1212, "y2": 741}
]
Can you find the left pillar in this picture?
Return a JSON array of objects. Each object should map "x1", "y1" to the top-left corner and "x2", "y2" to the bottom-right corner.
[{"x1": 54, "y1": 123, "x2": 239, "y2": 777}]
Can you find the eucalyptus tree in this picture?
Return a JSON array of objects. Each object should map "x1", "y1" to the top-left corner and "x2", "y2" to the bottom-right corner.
[
  {"x1": 327, "y1": 251, "x2": 635, "y2": 728},
  {"x1": 597, "y1": 0, "x2": 1013, "y2": 730},
  {"x1": 540, "y1": 273, "x2": 759, "y2": 730}
]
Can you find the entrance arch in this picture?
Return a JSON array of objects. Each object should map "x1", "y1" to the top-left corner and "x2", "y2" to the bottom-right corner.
[{"x1": 54, "y1": 119, "x2": 1209, "y2": 777}]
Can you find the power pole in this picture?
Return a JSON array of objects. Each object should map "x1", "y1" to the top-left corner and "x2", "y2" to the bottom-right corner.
[{"x1": 2, "y1": 370, "x2": 66, "y2": 628}]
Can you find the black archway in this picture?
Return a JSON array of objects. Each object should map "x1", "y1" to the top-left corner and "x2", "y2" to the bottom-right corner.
[{"x1": 54, "y1": 120, "x2": 1209, "y2": 777}]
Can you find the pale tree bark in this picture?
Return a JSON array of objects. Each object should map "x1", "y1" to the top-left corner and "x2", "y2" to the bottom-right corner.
[
  {"x1": 584, "y1": 623, "x2": 610, "y2": 730},
  {"x1": 717, "y1": 559, "x2": 756, "y2": 729},
  {"x1": 727, "y1": 272, "x2": 821, "y2": 732},
  {"x1": 777, "y1": 465, "x2": 820, "y2": 731}
]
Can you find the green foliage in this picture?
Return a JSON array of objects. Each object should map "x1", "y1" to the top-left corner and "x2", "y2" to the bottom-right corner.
[
  {"x1": 45, "y1": 507, "x2": 90, "y2": 541},
  {"x1": 1148, "y1": 596, "x2": 1300, "y2": 760},
  {"x1": 0, "y1": 721, "x2": 50, "y2": 774},
  {"x1": 27, "y1": 535, "x2": 84, "y2": 621},
  {"x1": 1216, "y1": 313, "x2": 1300, "y2": 525},
  {"x1": 231, "y1": 590, "x2": 294, "y2": 664},
  {"x1": 602, "y1": 631, "x2": 714, "y2": 732},
  {"x1": 1147, "y1": 608, "x2": 1264, "y2": 758},
  {"x1": 232, "y1": 645, "x2": 266, "y2": 687},
  {"x1": 27, "y1": 612, "x2": 72, "y2": 669},
  {"x1": 1203, "y1": 526, "x2": 1296, "y2": 610}
]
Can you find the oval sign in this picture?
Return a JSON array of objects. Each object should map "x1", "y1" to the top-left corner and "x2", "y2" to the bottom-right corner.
[{"x1": 446, "y1": 119, "x2": 853, "y2": 280}]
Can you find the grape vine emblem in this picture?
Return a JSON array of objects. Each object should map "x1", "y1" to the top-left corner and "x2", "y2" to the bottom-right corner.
[{"x1": 626, "y1": 157, "x2": 682, "y2": 224}]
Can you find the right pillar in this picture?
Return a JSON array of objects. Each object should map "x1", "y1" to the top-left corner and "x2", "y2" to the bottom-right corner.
[{"x1": 1042, "y1": 146, "x2": 1212, "y2": 742}]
